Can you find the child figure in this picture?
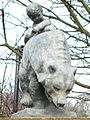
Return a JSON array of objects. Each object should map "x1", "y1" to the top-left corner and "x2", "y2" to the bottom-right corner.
[{"x1": 24, "y1": 3, "x2": 55, "y2": 44}]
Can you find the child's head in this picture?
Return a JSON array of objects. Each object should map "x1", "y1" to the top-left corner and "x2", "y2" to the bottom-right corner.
[{"x1": 26, "y1": 3, "x2": 44, "y2": 24}]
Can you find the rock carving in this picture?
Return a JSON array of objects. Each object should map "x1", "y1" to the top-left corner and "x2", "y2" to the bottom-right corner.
[
  {"x1": 24, "y1": 3, "x2": 55, "y2": 44},
  {"x1": 17, "y1": 3, "x2": 76, "y2": 117}
]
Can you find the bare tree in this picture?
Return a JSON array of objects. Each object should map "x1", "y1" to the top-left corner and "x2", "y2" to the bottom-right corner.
[{"x1": 0, "y1": 0, "x2": 90, "y2": 116}]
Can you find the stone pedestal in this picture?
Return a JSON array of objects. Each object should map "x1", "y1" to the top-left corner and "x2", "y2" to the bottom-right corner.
[
  {"x1": 11, "y1": 107, "x2": 77, "y2": 118},
  {"x1": 0, "y1": 117, "x2": 90, "y2": 120}
]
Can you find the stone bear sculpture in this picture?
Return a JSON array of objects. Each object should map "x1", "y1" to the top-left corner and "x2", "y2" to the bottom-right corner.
[{"x1": 19, "y1": 30, "x2": 75, "y2": 109}]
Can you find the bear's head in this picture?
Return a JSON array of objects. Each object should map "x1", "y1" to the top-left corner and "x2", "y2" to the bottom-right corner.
[{"x1": 35, "y1": 60, "x2": 75, "y2": 108}]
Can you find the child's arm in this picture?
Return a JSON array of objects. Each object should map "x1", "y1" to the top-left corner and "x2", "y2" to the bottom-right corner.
[
  {"x1": 33, "y1": 19, "x2": 51, "y2": 32},
  {"x1": 24, "y1": 30, "x2": 35, "y2": 44},
  {"x1": 44, "y1": 25, "x2": 55, "y2": 31}
]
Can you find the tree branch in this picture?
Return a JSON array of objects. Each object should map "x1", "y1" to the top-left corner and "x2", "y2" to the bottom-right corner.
[
  {"x1": 1, "y1": 8, "x2": 22, "y2": 58},
  {"x1": 72, "y1": 91, "x2": 90, "y2": 95},
  {"x1": 5, "y1": 43, "x2": 22, "y2": 58},
  {"x1": 75, "y1": 80, "x2": 90, "y2": 89},
  {"x1": 61, "y1": 0, "x2": 90, "y2": 38},
  {"x1": 66, "y1": 2, "x2": 90, "y2": 23},
  {"x1": 61, "y1": 29, "x2": 90, "y2": 45},
  {"x1": 67, "y1": 96, "x2": 90, "y2": 101},
  {"x1": 43, "y1": 14, "x2": 78, "y2": 30},
  {"x1": 0, "y1": 43, "x2": 22, "y2": 58},
  {"x1": 0, "y1": 58, "x2": 20, "y2": 63},
  {"x1": 16, "y1": 0, "x2": 27, "y2": 7},
  {"x1": 2, "y1": 9, "x2": 7, "y2": 44},
  {"x1": 78, "y1": 0, "x2": 90, "y2": 14}
]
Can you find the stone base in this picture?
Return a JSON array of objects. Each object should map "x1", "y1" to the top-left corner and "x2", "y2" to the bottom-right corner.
[
  {"x1": 1, "y1": 117, "x2": 90, "y2": 120},
  {"x1": 11, "y1": 108, "x2": 77, "y2": 118}
]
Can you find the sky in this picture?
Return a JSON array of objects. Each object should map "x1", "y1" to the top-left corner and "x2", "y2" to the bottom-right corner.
[{"x1": 0, "y1": 1, "x2": 90, "y2": 116}]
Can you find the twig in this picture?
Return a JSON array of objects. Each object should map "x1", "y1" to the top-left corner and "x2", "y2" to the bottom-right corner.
[
  {"x1": 0, "y1": 58, "x2": 20, "y2": 63},
  {"x1": 67, "y1": 96, "x2": 90, "y2": 101},
  {"x1": 1, "y1": 9, "x2": 7, "y2": 44},
  {"x1": 61, "y1": 0, "x2": 90, "y2": 38},
  {"x1": 75, "y1": 80, "x2": 90, "y2": 89},
  {"x1": 67, "y1": 2, "x2": 90, "y2": 23},
  {"x1": 16, "y1": 0, "x2": 27, "y2": 7},
  {"x1": 72, "y1": 91, "x2": 90, "y2": 95},
  {"x1": 61, "y1": 29, "x2": 90, "y2": 45},
  {"x1": 43, "y1": 14, "x2": 78, "y2": 30},
  {"x1": 78, "y1": 0, "x2": 90, "y2": 14},
  {"x1": 0, "y1": 43, "x2": 22, "y2": 58},
  {"x1": 1, "y1": 8, "x2": 22, "y2": 58}
]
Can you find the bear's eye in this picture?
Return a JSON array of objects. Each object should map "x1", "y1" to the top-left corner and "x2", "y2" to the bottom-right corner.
[
  {"x1": 48, "y1": 65, "x2": 56, "y2": 74},
  {"x1": 66, "y1": 89, "x2": 72, "y2": 94},
  {"x1": 53, "y1": 85, "x2": 60, "y2": 91}
]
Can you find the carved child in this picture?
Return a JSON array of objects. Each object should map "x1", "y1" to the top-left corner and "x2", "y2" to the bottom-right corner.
[{"x1": 24, "y1": 3, "x2": 55, "y2": 44}]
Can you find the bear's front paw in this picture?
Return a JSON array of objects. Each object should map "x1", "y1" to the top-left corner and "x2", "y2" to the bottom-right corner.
[{"x1": 20, "y1": 93, "x2": 33, "y2": 106}]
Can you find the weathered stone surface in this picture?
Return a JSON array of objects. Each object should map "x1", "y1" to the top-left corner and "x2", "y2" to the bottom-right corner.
[
  {"x1": 19, "y1": 30, "x2": 75, "y2": 108},
  {"x1": 18, "y1": 30, "x2": 76, "y2": 117},
  {"x1": 18, "y1": 3, "x2": 76, "y2": 118},
  {"x1": 11, "y1": 107, "x2": 77, "y2": 118},
  {"x1": 24, "y1": 3, "x2": 54, "y2": 44}
]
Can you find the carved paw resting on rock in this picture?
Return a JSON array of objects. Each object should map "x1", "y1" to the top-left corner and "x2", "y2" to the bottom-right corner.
[{"x1": 20, "y1": 93, "x2": 33, "y2": 106}]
